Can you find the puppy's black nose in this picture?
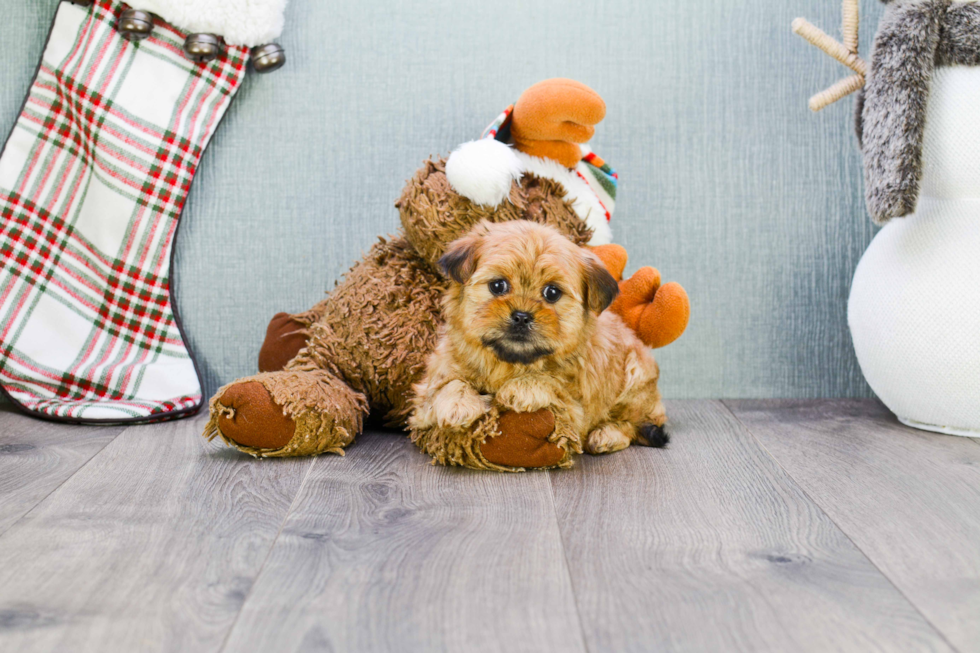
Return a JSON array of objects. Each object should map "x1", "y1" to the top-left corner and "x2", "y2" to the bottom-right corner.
[{"x1": 510, "y1": 311, "x2": 534, "y2": 330}]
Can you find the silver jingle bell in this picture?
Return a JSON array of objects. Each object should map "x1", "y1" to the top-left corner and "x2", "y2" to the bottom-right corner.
[
  {"x1": 117, "y1": 9, "x2": 154, "y2": 41},
  {"x1": 250, "y1": 43, "x2": 286, "y2": 74},
  {"x1": 184, "y1": 33, "x2": 222, "y2": 62}
]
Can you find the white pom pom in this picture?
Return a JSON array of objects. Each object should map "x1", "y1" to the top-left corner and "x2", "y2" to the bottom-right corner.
[{"x1": 445, "y1": 139, "x2": 523, "y2": 206}]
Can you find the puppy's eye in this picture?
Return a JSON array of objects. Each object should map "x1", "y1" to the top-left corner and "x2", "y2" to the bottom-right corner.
[
  {"x1": 489, "y1": 279, "x2": 510, "y2": 296},
  {"x1": 542, "y1": 284, "x2": 563, "y2": 303}
]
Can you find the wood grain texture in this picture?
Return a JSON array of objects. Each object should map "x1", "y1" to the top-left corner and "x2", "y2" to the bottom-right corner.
[
  {"x1": 0, "y1": 407, "x2": 122, "y2": 536},
  {"x1": 0, "y1": 414, "x2": 312, "y2": 653},
  {"x1": 1, "y1": 400, "x2": 974, "y2": 652},
  {"x1": 551, "y1": 400, "x2": 952, "y2": 653},
  {"x1": 727, "y1": 399, "x2": 980, "y2": 652},
  {"x1": 221, "y1": 431, "x2": 586, "y2": 653}
]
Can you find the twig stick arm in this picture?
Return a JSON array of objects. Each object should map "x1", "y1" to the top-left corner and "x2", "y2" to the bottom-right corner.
[
  {"x1": 809, "y1": 74, "x2": 865, "y2": 112},
  {"x1": 792, "y1": 18, "x2": 867, "y2": 76},
  {"x1": 792, "y1": 0, "x2": 867, "y2": 112},
  {"x1": 842, "y1": 0, "x2": 860, "y2": 54}
]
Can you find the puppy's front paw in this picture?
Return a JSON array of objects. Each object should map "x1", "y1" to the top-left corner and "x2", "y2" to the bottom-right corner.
[
  {"x1": 412, "y1": 380, "x2": 490, "y2": 429},
  {"x1": 585, "y1": 423, "x2": 632, "y2": 455},
  {"x1": 434, "y1": 380, "x2": 491, "y2": 428},
  {"x1": 495, "y1": 379, "x2": 558, "y2": 413}
]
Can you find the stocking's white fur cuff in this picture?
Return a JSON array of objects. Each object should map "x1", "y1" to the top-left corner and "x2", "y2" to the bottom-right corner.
[{"x1": 128, "y1": 0, "x2": 287, "y2": 46}]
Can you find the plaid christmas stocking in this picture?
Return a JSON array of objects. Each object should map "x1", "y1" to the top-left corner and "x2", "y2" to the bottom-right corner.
[{"x1": 0, "y1": 0, "x2": 262, "y2": 423}]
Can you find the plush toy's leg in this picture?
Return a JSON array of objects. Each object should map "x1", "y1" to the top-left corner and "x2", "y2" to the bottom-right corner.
[
  {"x1": 255, "y1": 314, "x2": 570, "y2": 467},
  {"x1": 204, "y1": 368, "x2": 368, "y2": 457}
]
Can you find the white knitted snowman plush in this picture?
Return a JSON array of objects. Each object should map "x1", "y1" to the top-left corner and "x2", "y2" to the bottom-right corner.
[
  {"x1": 796, "y1": 0, "x2": 980, "y2": 436},
  {"x1": 0, "y1": 0, "x2": 286, "y2": 423}
]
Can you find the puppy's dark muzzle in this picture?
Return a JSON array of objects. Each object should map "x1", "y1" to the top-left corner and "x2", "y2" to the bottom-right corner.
[
  {"x1": 509, "y1": 311, "x2": 534, "y2": 337},
  {"x1": 485, "y1": 311, "x2": 553, "y2": 364}
]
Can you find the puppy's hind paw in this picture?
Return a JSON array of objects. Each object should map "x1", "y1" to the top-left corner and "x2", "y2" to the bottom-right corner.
[
  {"x1": 637, "y1": 423, "x2": 670, "y2": 448},
  {"x1": 585, "y1": 423, "x2": 632, "y2": 455}
]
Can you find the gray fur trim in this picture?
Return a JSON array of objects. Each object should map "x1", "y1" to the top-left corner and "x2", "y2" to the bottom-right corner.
[
  {"x1": 859, "y1": 2, "x2": 980, "y2": 152},
  {"x1": 862, "y1": 0, "x2": 949, "y2": 224},
  {"x1": 937, "y1": 2, "x2": 980, "y2": 66}
]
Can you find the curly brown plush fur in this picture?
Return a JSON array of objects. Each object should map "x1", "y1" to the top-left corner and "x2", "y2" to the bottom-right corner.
[
  {"x1": 398, "y1": 159, "x2": 593, "y2": 266},
  {"x1": 204, "y1": 159, "x2": 602, "y2": 466}
]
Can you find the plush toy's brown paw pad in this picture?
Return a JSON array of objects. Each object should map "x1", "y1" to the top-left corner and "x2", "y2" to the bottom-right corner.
[
  {"x1": 481, "y1": 409, "x2": 566, "y2": 468},
  {"x1": 216, "y1": 381, "x2": 296, "y2": 450},
  {"x1": 636, "y1": 423, "x2": 669, "y2": 448},
  {"x1": 257, "y1": 312, "x2": 308, "y2": 373}
]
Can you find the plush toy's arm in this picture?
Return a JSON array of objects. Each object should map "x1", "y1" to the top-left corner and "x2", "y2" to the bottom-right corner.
[
  {"x1": 862, "y1": 0, "x2": 945, "y2": 224},
  {"x1": 590, "y1": 245, "x2": 689, "y2": 349}
]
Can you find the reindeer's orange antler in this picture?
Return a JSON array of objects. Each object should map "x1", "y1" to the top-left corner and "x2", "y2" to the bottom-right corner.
[
  {"x1": 590, "y1": 245, "x2": 690, "y2": 349},
  {"x1": 510, "y1": 79, "x2": 606, "y2": 168},
  {"x1": 589, "y1": 244, "x2": 628, "y2": 281},
  {"x1": 793, "y1": 0, "x2": 867, "y2": 112},
  {"x1": 610, "y1": 268, "x2": 690, "y2": 349}
]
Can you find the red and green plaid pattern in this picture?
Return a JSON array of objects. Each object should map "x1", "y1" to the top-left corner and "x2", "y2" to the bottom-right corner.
[{"x1": 0, "y1": 0, "x2": 248, "y2": 422}]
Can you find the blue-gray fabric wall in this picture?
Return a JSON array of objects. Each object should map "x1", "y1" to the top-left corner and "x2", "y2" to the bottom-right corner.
[{"x1": 0, "y1": 0, "x2": 886, "y2": 399}]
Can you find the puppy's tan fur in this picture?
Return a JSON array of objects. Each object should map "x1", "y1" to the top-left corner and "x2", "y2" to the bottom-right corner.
[{"x1": 409, "y1": 221, "x2": 667, "y2": 462}]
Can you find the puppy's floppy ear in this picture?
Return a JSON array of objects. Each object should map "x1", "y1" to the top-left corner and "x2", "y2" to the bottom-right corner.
[
  {"x1": 582, "y1": 254, "x2": 620, "y2": 314},
  {"x1": 438, "y1": 228, "x2": 483, "y2": 284}
]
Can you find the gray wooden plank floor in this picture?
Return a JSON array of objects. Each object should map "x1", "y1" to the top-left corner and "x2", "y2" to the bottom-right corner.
[
  {"x1": 0, "y1": 410, "x2": 123, "y2": 536},
  {"x1": 0, "y1": 400, "x2": 976, "y2": 653},
  {"x1": 0, "y1": 410, "x2": 312, "y2": 652},
  {"x1": 727, "y1": 399, "x2": 980, "y2": 653},
  {"x1": 552, "y1": 400, "x2": 951, "y2": 653},
  {"x1": 221, "y1": 432, "x2": 585, "y2": 653}
]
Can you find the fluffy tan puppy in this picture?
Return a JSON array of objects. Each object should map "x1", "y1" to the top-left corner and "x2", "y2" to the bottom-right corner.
[{"x1": 409, "y1": 220, "x2": 668, "y2": 469}]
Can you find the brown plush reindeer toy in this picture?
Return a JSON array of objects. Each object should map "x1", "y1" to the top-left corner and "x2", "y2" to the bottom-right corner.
[{"x1": 204, "y1": 79, "x2": 690, "y2": 471}]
